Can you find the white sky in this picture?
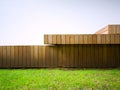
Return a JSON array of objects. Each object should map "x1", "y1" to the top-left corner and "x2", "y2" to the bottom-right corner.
[{"x1": 0, "y1": 0, "x2": 120, "y2": 45}]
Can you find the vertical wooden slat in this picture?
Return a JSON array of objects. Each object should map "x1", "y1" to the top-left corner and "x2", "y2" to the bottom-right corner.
[
  {"x1": 97, "y1": 34, "x2": 102, "y2": 44},
  {"x1": 62, "y1": 45, "x2": 66, "y2": 67},
  {"x1": 10, "y1": 46, "x2": 14, "y2": 67},
  {"x1": 2, "y1": 46, "x2": 7, "y2": 68},
  {"x1": 38, "y1": 46, "x2": 42, "y2": 67},
  {"x1": 101, "y1": 35, "x2": 106, "y2": 44},
  {"x1": 45, "y1": 46, "x2": 50, "y2": 67},
  {"x1": 18, "y1": 46, "x2": 23, "y2": 67},
  {"x1": 44, "y1": 35, "x2": 48, "y2": 44},
  {"x1": 117, "y1": 26, "x2": 120, "y2": 34},
  {"x1": 114, "y1": 35, "x2": 119, "y2": 44},
  {"x1": 65, "y1": 45, "x2": 69, "y2": 67},
  {"x1": 83, "y1": 35, "x2": 87, "y2": 44},
  {"x1": 79, "y1": 35, "x2": 84, "y2": 44},
  {"x1": 50, "y1": 46, "x2": 54, "y2": 67},
  {"x1": 56, "y1": 35, "x2": 61, "y2": 44},
  {"x1": 92, "y1": 35, "x2": 97, "y2": 44},
  {"x1": 0, "y1": 46, "x2": 3, "y2": 68},
  {"x1": 70, "y1": 35, "x2": 75, "y2": 44},
  {"x1": 106, "y1": 35, "x2": 111, "y2": 44},
  {"x1": 42, "y1": 46, "x2": 46, "y2": 67},
  {"x1": 58, "y1": 45, "x2": 62, "y2": 67},
  {"x1": 26, "y1": 46, "x2": 31, "y2": 67},
  {"x1": 75, "y1": 35, "x2": 79, "y2": 44},
  {"x1": 30, "y1": 46, "x2": 34, "y2": 67},
  {"x1": 52, "y1": 35, "x2": 56, "y2": 44},
  {"x1": 86, "y1": 45, "x2": 90, "y2": 67},
  {"x1": 61, "y1": 35, "x2": 66, "y2": 44},
  {"x1": 22, "y1": 46, "x2": 27, "y2": 67},
  {"x1": 14, "y1": 46, "x2": 19, "y2": 67},
  {"x1": 74, "y1": 45, "x2": 79, "y2": 67},
  {"x1": 110, "y1": 34, "x2": 115, "y2": 44},
  {"x1": 6, "y1": 46, "x2": 11, "y2": 68},
  {"x1": 79, "y1": 45, "x2": 83, "y2": 68},
  {"x1": 33, "y1": 46, "x2": 39, "y2": 67},
  {"x1": 88, "y1": 35, "x2": 92, "y2": 44},
  {"x1": 65, "y1": 35, "x2": 70, "y2": 44},
  {"x1": 53, "y1": 46, "x2": 58, "y2": 67},
  {"x1": 48, "y1": 35, "x2": 53, "y2": 44},
  {"x1": 92, "y1": 44, "x2": 98, "y2": 68},
  {"x1": 90, "y1": 44, "x2": 94, "y2": 68}
]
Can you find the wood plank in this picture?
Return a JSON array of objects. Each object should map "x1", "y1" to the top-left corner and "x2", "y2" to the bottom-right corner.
[
  {"x1": 45, "y1": 46, "x2": 50, "y2": 67},
  {"x1": 62, "y1": 45, "x2": 66, "y2": 67},
  {"x1": 116, "y1": 26, "x2": 120, "y2": 34},
  {"x1": 92, "y1": 35, "x2": 97, "y2": 44},
  {"x1": 42, "y1": 46, "x2": 46, "y2": 67},
  {"x1": 52, "y1": 35, "x2": 56, "y2": 44},
  {"x1": 38, "y1": 46, "x2": 43, "y2": 67},
  {"x1": 114, "y1": 35, "x2": 120, "y2": 44},
  {"x1": 18, "y1": 46, "x2": 23, "y2": 67},
  {"x1": 30, "y1": 46, "x2": 34, "y2": 67},
  {"x1": 86, "y1": 44, "x2": 91, "y2": 68},
  {"x1": 49, "y1": 46, "x2": 54, "y2": 67},
  {"x1": 94, "y1": 45, "x2": 98, "y2": 68},
  {"x1": 65, "y1": 45, "x2": 69, "y2": 67},
  {"x1": 101, "y1": 35, "x2": 106, "y2": 44},
  {"x1": 90, "y1": 44, "x2": 94, "y2": 68},
  {"x1": 22, "y1": 46, "x2": 27, "y2": 67},
  {"x1": 61, "y1": 35, "x2": 66, "y2": 44},
  {"x1": 57, "y1": 45, "x2": 62, "y2": 67},
  {"x1": 0, "y1": 47, "x2": 3, "y2": 68},
  {"x1": 88, "y1": 35, "x2": 92, "y2": 44},
  {"x1": 65, "y1": 35, "x2": 70, "y2": 44},
  {"x1": 33, "y1": 46, "x2": 39, "y2": 67},
  {"x1": 79, "y1": 45, "x2": 83, "y2": 68},
  {"x1": 106, "y1": 35, "x2": 111, "y2": 44},
  {"x1": 56, "y1": 35, "x2": 61, "y2": 44},
  {"x1": 83, "y1": 35, "x2": 87, "y2": 44},
  {"x1": 44, "y1": 34, "x2": 48, "y2": 44},
  {"x1": 75, "y1": 35, "x2": 79, "y2": 44},
  {"x1": 79, "y1": 35, "x2": 84, "y2": 44},
  {"x1": 6, "y1": 46, "x2": 11, "y2": 68},
  {"x1": 97, "y1": 34, "x2": 102, "y2": 44},
  {"x1": 14, "y1": 46, "x2": 19, "y2": 67},
  {"x1": 110, "y1": 34, "x2": 115, "y2": 44},
  {"x1": 48, "y1": 35, "x2": 53, "y2": 44},
  {"x1": 53, "y1": 46, "x2": 58, "y2": 67},
  {"x1": 74, "y1": 45, "x2": 79, "y2": 67},
  {"x1": 26, "y1": 46, "x2": 31, "y2": 67},
  {"x1": 10, "y1": 46, "x2": 14, "y2": 68},
  {"x1": 69, "y1": 35, "x2": 75, "y2": 44},
  {"x1": 2, "y1": 46, "x2": 7, "y2": 68}
]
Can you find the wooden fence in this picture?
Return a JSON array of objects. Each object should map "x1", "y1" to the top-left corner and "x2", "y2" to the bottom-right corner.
[{"x1": 0, "y1": 45, "x2": 120, "y2": 68}]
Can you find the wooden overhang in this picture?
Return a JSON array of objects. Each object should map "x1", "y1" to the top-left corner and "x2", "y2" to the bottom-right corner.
[{"x1": 44, "y1": 34, "x2": 120, "y2": 44}]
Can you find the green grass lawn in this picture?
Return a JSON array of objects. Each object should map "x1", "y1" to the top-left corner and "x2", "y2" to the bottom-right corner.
[{"x1": 0, "y1": 69, "x2": 120, "y2": 90}]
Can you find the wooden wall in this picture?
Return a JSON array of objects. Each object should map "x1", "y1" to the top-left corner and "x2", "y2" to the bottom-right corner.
[
  {"x1": 0, "y1": 45, "x2": 120, "y2": 68},
  {"x1": 44, "y1": 34, "x2": 120, "y2": 44},
  {"x1": 109, "y1": 25, "x2": 120, "y2": 34}
]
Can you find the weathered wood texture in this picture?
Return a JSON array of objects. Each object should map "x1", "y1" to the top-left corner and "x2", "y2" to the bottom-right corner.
[
  {"x1": 95, "y1": 25, "x2": 120, "y2": 34},
  {"x1": 44, "y1": 34, "x2": 120, "y2": 44},
  {"x1": 0, "y1": 45, "x2": 120, "y2": 68}
]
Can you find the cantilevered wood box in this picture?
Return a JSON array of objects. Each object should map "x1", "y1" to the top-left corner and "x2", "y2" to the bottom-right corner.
[
  {"x1": 44, "y1": 34, "x2": 120, "y2": 44},
  {"x1": 44, "y1": 25, "x2": 120, "y2": 44},
  {"x1": 95, "y1": 25, "x2": 120, "y2": 34}
]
